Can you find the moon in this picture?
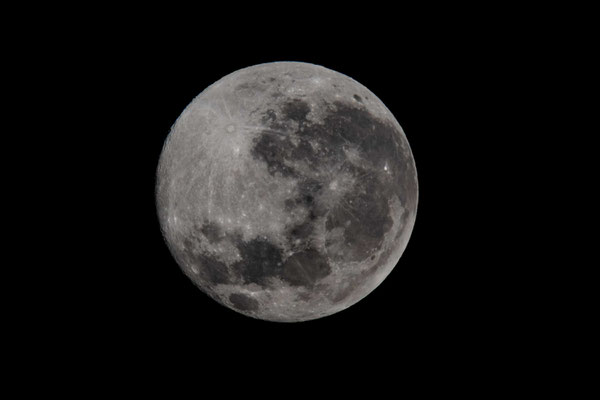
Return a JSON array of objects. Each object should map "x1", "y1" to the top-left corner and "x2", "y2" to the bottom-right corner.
[{"x1": 156, "y1": 62, "x2": 418, "y2": 322}]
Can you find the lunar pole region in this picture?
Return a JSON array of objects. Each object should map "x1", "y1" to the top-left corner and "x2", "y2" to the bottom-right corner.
[{"x1": 156, "y1": 62, "x2": 418, "y2": 322}]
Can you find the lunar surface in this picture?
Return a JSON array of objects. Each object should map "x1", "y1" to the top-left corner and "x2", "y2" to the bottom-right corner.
[{"x1": 156, "y1": 62, "x2": 418, "y2": 322}]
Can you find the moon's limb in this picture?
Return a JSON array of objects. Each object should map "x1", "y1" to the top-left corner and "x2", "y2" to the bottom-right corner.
[{"x1": 156, "y1": 62, "x2": 418, "y2": 322}]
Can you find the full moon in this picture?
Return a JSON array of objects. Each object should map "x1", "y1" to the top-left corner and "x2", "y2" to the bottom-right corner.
[{"x1": 156, "y1": 62, "x2": 418, "y2": 322}]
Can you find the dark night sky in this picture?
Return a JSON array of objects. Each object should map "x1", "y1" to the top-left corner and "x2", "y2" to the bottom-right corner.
[
  {"x1": 5, "y1": 3, "x2": 573, "y2": 392},
  {"x1": 39, "y1": 15, "x2": 531, "y2": 375}
]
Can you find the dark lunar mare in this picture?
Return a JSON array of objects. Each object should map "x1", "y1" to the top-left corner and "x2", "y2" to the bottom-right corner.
[
  {"x1": 229, "y1": 293, "x2": 259, "y2": 311},
  {"x1": 232, "y1": 237, "x2": 283, "y2": 287},
  {"x1": 252, "y1": 99, "x2": 417, "y2": 268},
  {"x1": 182, "y1": 237, "x2": 231, "y2": 285},
  {"x1": 230, "y1": 235, "x2": 332, "y2": 291},
  {"x1": 281, "y1": 248, "x2": 331, "y2": 288}
]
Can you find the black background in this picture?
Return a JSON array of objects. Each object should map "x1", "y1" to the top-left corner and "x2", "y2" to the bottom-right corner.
[
  {"x1": 7, "y1": 4, "x2": 580, "y2": 392},
  {"x1": 40, "y1": 11, "x2": 534, "y2": 382}
]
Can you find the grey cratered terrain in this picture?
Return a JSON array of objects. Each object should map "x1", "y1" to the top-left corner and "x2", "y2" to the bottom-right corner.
[{"x1": 156, "y1": 62, "x2": 418, "y2": 322}]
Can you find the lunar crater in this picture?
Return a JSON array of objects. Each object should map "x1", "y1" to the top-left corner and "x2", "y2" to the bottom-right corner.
[{"x1": 156, "y1": 62, "x2": 418, "y2": 322}]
